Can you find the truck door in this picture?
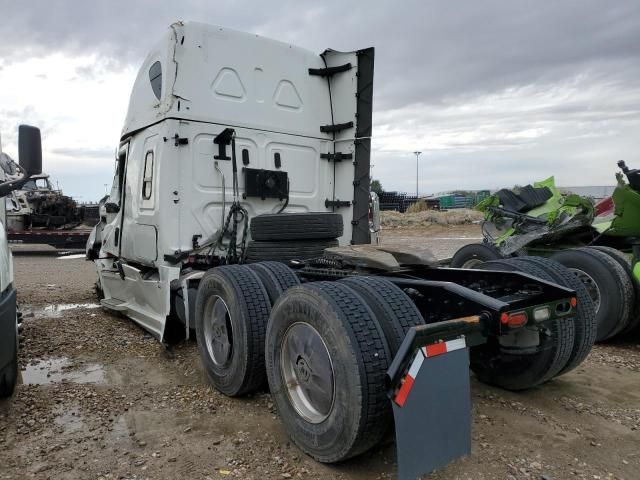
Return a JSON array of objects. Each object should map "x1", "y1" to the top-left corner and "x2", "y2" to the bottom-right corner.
[
  {"x1": 119, "y1": 129, "x2": 162, "y2": 265},
  {"x1": 100, "y1": 142, "x2": 129, "y2": 258}
]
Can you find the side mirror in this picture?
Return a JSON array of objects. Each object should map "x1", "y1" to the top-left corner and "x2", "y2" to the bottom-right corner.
[
  {"x1": 18, "y1": 125, "x2": 42, "y2": 177},
  {"x1": 104, "y1": 202, "x2": 120, "y2": 213}
]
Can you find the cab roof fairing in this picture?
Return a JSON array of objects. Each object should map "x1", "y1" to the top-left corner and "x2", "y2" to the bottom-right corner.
[
  {"x1": 120, "y1": 21, "x2": 343, "y2": 141},
  {"x1": 120, "y1": 25, "x2": 178, "y2": 140}
]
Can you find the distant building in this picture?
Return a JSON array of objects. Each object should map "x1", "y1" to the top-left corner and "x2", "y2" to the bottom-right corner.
[{"x1": 557, "y1": 186, "x2": 616, "y2": 200}]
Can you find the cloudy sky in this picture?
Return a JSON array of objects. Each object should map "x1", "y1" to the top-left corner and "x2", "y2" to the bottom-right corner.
[{"x1": 1, "y1": 1, "x2": 639, "y2": 201}]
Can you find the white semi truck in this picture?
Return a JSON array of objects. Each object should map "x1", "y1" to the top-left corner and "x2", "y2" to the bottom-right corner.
[
  {"x1": 88, "y1": 22, "x2": 595, "y2": 478},
  {"x1": 0, "y1": 125, "x2": 43, "y2": 397}
]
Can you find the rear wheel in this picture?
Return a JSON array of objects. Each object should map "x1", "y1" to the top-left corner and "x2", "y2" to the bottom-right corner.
[
  {"x1": 451, "y1": 243, "x2": 504, "y2": 268},
  {"x1": 338, "y1": 276, "x2": 424, "y2": 355},
  {"x1": 551, "y1": 248, "x2": 633, "y2": 341},
  {"x1": 0, "y1": 359, "x2": 17, "y2": 398},
  {"x1": 247, "y1": 261, "x2": 300, "y2": 305},
  {"x1": 472, "y1": 258, "x2": 575, "y2": 390},
  {"x1": 194, "y1": 265, "x2": 271, "y2": 396},
  {"x1": 265, "y1": 282, "x2": 391, "y2": 462},
  {"x1": 0, "y1": 313, "x2": 18, "y2": 398},
  {"x1": 504, "y1": 257, "x2": 597, "y2": 375},
  {"x1": 589, "y1": 246, "x2": 640, "y2": 334}
]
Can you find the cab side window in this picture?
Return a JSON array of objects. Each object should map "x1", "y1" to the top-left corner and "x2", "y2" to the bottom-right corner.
[
  {"x1": 149, "y1": 61, "x2": 162, "y2": 100},
  {"x1": 142, "y1": 151, "x2": 154, "y2": 200},
  {"x1": 111, "y1": 146, "x2": 128, "y2": 209}
]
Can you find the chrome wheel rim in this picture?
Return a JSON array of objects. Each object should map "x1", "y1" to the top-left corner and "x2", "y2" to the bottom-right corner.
[
  {"x1": 204, "y1": 296, "x2": 233, "y2": 366},
  {"x1": 280, "y1": 322, "x2": 335, "y2": 424},
  {"x1": 462, "y1": 258, "x2": 485, "y2": 269},
  {"x1": 569, "y1": 268, "x2": 601, "y2": 312}
]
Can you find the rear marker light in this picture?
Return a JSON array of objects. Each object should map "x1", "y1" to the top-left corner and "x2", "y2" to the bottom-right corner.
[
  {"x1": 570, "y1": 297, "x2": 577, "y2": 308},
  {"x1": 533, "y1": 307, "x2": 551, "y2": 322},
  {"x1": 500, "y1": 312, "x2": 509, "y2": 324}
]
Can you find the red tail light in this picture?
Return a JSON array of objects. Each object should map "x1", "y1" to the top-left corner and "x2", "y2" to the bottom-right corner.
[{"x1": 501, "y1": 311, "x2": 528, "y2": 328}]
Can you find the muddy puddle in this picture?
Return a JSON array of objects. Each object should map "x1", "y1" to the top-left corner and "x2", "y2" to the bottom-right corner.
[
  {"x1": 21, "y1": 357, "x2": 106, "y2": 385},
  {"x1": 23, "y1": 302, "x2": 101, "y2": 319},
  {"x1": 57, "y1": 253, "x2": 87, "y2": 260},
  {"x1": 54, "y1": 405, "x2": 86, "y2": 434}
]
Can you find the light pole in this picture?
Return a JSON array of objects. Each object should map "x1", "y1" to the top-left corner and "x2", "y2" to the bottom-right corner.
[{"x1": 413, "y1": 151, "x2": 422, "y2": 197}]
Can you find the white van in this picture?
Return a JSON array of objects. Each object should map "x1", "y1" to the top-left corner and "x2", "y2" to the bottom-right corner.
[{"x1": 0, "y1": 125, "x2": 43, "y2": 397}]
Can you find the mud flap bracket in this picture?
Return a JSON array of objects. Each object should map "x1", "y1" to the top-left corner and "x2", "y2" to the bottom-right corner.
[{"x1": 388, "y1": 336, "x2": 472, "y2": 480}]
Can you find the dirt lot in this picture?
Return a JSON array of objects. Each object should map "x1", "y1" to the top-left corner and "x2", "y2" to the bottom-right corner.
[{"x1": 1, "y1": 224, "x2": 639, "y2": 479}]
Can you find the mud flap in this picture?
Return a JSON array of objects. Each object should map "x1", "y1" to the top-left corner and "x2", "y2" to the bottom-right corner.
[{"x1": 390, "y1": 338, "x2": 471, "y2": 480}]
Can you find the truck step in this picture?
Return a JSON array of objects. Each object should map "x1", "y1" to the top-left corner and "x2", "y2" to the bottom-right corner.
[{"x1": 100, "y1": 298, "x2": 128, "y2": 311}]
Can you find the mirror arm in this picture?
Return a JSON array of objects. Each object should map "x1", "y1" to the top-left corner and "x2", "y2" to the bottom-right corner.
[{"x1": 0, "y1": 172, "x2": 30, "y2": 197}]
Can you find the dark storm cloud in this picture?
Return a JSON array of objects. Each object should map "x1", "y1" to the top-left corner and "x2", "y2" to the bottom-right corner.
[
  {"x1": 2, "y1": 0, "x2": 640, "y2": 197},
  {"x1": 3, "y1": 1, "x2": 640, "y2": 108}
]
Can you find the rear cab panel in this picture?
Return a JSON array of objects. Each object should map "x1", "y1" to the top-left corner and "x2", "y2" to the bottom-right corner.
[{"x1": 94, "y1": 22, "x2": 374, "y2": 339}]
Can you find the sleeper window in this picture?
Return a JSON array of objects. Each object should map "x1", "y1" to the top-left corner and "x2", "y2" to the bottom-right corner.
[
  {"x1": 142, "y1": 151, "x2": 154, "y2": 200},
  {"x1": 149, "y1": 61, "x2": 162, "y2": 100}
]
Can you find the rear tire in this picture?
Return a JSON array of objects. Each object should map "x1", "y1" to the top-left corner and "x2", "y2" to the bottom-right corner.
[
  {"x1": 472, "y1": 258, "x2": 575, "y2": 390},
  {"x1": 589, "y1": 246, "x2": 640, "y2": 334},
  {"x1": 504, "y1": 257, "x2": 597, "y2": 375},
  {"x1": 451, "y1": 243, "x2": 504, "y2": 268},
  {"x1": 0, "y1": 313, "x2": 18, "y2": 398},
  {"x1": 247, "y1": 261, "x2": 301, "y2": 305},
  {"x1": 265, "y1": 282, "x2": 391, "y2": 462},
  {"x1": 551, "y1": 248, "x2": 633, "y2": 341},
  {"x1": 0, "y1": 358, "x2": 17, "y2": 398},
  {"x1": 338, "y1": 276, "x2": 424, "y2": 355},
  {"x1": 194, "y1": 265, "x2": 271, "y2": 396}
]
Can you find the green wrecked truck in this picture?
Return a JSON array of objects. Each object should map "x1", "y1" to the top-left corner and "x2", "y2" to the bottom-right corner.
[{"x1": 452, "y1": 161, "x2": 640, "y2": 341}]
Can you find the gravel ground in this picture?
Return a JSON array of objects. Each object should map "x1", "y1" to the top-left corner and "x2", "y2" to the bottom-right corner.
[{"x1": 1, "y1": 225, "x2": 639, "y2": 479}]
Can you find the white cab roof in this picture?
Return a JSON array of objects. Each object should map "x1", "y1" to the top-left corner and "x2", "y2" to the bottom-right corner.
[{"x1": 121, "y1": 22, "x2": 334, "y2": 140}]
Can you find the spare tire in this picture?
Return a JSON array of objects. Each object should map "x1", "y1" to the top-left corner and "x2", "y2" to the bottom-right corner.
[
  {"x1": 251, "y1": 212, "x2": 343, "y2": 241},
  {"x1": 471, "y1": 258, "x2": 575, "y2": 390},
  {"x1": 551, "y1": 248, "x2": 634, "y2": 341},
  {"x1": 265, "y1": 282, "x2": 391, "y2": 462},
  {"x1": 451, "y1": 243, "x2": 504, "y2": 268},
  {"x1": 245, "y1": 239, "x2": 338, "y2": 263}
]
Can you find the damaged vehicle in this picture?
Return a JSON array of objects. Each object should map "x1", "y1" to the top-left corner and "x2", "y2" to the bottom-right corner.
[
  {"x1": 0, "y1": 151, "x2": 96, "y2": 249},
  {"x1": 0, "y1": 154, "x2": 84, "y2": 231},
  {"x1": 87, "y1": 22, "x2": 595, "y2": 479},
  {"x1": 452, "y1": 163, "x2": 640, "y2": 341}
]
